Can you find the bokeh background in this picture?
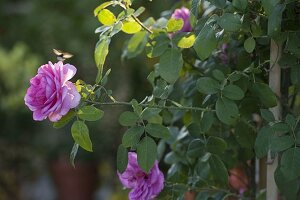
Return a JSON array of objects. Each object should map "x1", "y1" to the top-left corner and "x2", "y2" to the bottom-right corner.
[{"x1": 0, "y1": 0, "x2": 175, "y2": 199}]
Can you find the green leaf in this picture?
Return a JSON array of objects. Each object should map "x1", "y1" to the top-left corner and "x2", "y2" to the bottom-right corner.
[
  {"x1": 70, "y1": 143, "x2": 79, "y2": 168},
  {"x1": 196, "y1": 77, "x2": 220, "y2": 95},
  {"x1": 158, "y1": 48, "x2": 183, "y2": 83},
  {"x1": 97, "y1": 9, "x2": 116, "y2": 25},
  {"x1": 270, "y1": 136, "x2": 294, "y2": 152},
  {"x1": 77, "y1": 106, "x2": 104, "y2": 121},
  {"x1": 122, "y1": 126, "x2": 144, "y2": 148},
  {"x1": 95, "y1": 36, "x2": 111, "y2": 83},
  {"x1": 232, "y1": 0, "x2": 247, "y2": 11},
  {"x1": 280, "y1": 147, "x2": 300, "y2": 181},
  {"x1": 261, "y1": 0, "x2": 280, "y2": 16},
  {"x1": 145, "y1": 123, "x2": 171, "y2": 139},
  {"x1": 208, "y1": 0, "x2": 226, "y2": 8},
  {"x1": 167, "y1": 18, "x2": 184, "y2": 32},
  {"x1": 275, "y1": 167, "x2": 300, "y2": 200},
  {"x1": 285, "y1": 114, "x2": 296, "y2": 129},
  {"x1": 268, "y1": 4, "x2": 285, "y2": 38},
  {"x1": 212, "y1": 69, "x2": 225, "y2": 81},
  {"x1": 53, "y1": 110, "x2": 75, "y2": 128},
  {"x1": 206, "y1": 136, "x2": 227, "y2": 155},
  {"x1": 216, "y1": 98, "x2": 239, "y2": 125},
  {"x1": 271, "y1": 122, "x2": 290, "y2": 133},
  {"x1": 176, "y1": 34, "x2": 196, "y2": 49},
  {"x1": 218, "y1": 13, "x2": 242, "y2": 32},
  {"x1": 187, "y1": 123, "x2": 202, "y2": 137},
  {"x1": 141, "y1": 108, "x2": 161, "y2": 120},
  {"x1": 291, "y1": 65, "x2": 300, "y2": 85},
  {"x1": 209, "y1": 154, "x2": 228, "y2": 185},
  {"x1": 251, "y1": 82, "x2": 277, "y2": 108},
  {"x1": 191, "y1": 0, "x2": 201, "y2": 18},
  {"x1": 244, "y1": 37, "x2": 256, "y2": 53},
  {"x1": 126, "y1": 31, "x2": 148, "y2": 58},
  {"x1": 187, "y1": 139, "x2": 205, "y2": 158},
  {"x1": 137, "y1": 136, "x2": 157, "y2": 172},
  {"x1": 146, "y1": 34, "x2": 169, "y2": 58},
  {"x1": 200, "y1": 111, "x2": 214, "y2": 132},
  {"x1": 235, "y1": 121, "x2": 255, "y2": 149},
  {"x1": 119, "y1": 111, "x2": 140, "y2": 126},
  {"x1": 117, "y1": 145, "x2": 128, "y2": 173},
  {"x1": 194, "y1": 24, "x2": 217, "y2": 60},
  {"x1": 71, "y1": 121, "x2": 93, "y2": 152},
  {"x1": 255, "y1": 126, "x2": 273, "y2": 158},
  {"x1": 133, "y1": 7, "x2": 145, "y2": 17},
  {"x1": 222, "y1": 85, "x2": 244, "y2": 100},
  {"x1": 94, "y1": 1, "x2": 114, "y2": 16},
  {"x1": 122, "y1": 19, "x2": 142, "y2": 34},
  {"x1": 260, "y1": 109, "x2": 275, "y2": 122}
]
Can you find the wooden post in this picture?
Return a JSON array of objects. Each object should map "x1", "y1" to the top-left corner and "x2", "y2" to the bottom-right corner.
[{"x1": 267, "y1": 40, "x2": 281, "y2": 200}]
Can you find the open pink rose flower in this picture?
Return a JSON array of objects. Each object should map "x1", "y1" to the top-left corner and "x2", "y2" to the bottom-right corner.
[
  {"x1": 24, "y1": 61, "x2": 81, "y2": 122},
  {"x1": 118, "y1": 152, "x2": 164, "y2": 200},
  {"x1": 171, "y1": 7, "x2": 192, "y2": 33}
]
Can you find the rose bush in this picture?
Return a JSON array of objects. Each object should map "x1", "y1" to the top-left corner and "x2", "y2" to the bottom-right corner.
[{"x1": 25, "y1": 0, "x2": 300, "y2": 199}]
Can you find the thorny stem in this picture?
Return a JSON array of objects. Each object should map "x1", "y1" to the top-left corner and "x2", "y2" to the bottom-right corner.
[{"x1": 85, "y1": 100, "x2": 214, "y2": 112}]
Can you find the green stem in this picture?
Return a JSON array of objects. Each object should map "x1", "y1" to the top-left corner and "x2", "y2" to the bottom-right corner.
[
  {"x1": 131, "y1": 15, "x2": 153, "y2": 34},
  {"x1": 85, "y1": 100, "x2": 214, "y2": 112}
]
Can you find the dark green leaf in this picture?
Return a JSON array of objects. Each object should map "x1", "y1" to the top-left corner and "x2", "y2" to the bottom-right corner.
[
  {"x1": 209, "y1": 154, "x2": 228, "y2": 185},
  {"x1": 145, "y1": 123, "x2": 171, "y2": 139},
  {"x1": 71, "y1": 121, "x2": 93, "y2": 152},
  {"x1": 275, "y1": 167, "x2": 300, "y2": 200},
  {"x1": 271, "y1": 122, "x2": 290, "y2": 133},
  {"x1": 208, "y1": 0, "x2": 226, "y2": 8},
  {"x1": 158, "y1": 48, "x2": 183, "y2": 83},
  {"x1": 196, "y1": 77, "x2": 220, "y2": 95},
  {"x1": 255, "y1": 126, "x2": 273, "y2": 158},
  {"x1": 218, "y1": 13, "x2": 242, "y2": 32},
  {"x1": 53, "y1": 110, "x2": 75, "y2": 128},
  {"x1": 232, "y1": 0, "x2": 247, "y2": 11},
  {"x1": 187, "y1": 123, "x2": 202, "y2": 137},
  {"x1": 194, "y1": 24, "x2": 218, "y2": 60},
  {"x1": 270, "y1": 136, "x2": 294, "y2": 152},
  {"x1": 261, "y1": 0, "x2": 280, "y2": 16},
  {"x1": 260, "y1": 109, "x2": 275, "y2": 122},
  {"x1": 77, "y1": 106, "x2": 104, "y2": 121},
  {"x1": 280, "y1": 147, "x2": 300, "y2": 181},
  {"x1": 235, "y1": 121, "x2": 255, "y2": 148},
  {"x1": 206, "y1": 136, "x2": 227, "y2": 155},
  {"x1": 222, "y1": 85, "x2": 244, "y2": 100},
  {"x1": 216, "y1": 98, "x2": 239, "y2": 125},
  {"x1": 122, "y1": 126, "x2": 144, "y2": 148},
  {"x1": 117, "y1": 145, "x2": 128, "y2": 173},
  {"x1": 191, "y1": 0, "x2": 201, "y2": 18},
  {"x1": 119, "y1": 111, "x2": 140, "y2": 126},
  {"x1": 146, "y1": 34, "x2": 169, "y2": 58},
  {"x1": 137, "y1": 136, "x2": 157, "y2": 172},
  {"x1": 200, "y1": 111, "x2": 214, "y2": 132},
  {"x1": 244, "y1": 37, "x2": 256, "y2": 53},
  {"x1": 251, "y1": 82, "x2": 277, "y2": 108},
  {"x1": 212, "y1": 69, "x2": 225, "y2": 81},
  {"x1": 187, "y1": 139, "x2": 205, "y2": 157},
  {"x1": 268, "y1": 4, "x2": 285, "y2": 38}
]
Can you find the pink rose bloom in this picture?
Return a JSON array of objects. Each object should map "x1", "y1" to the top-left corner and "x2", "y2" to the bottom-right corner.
[
  {"x1": 171, "y1": 7, "x2": 192, "y2": 33},
  {"x1": 118, "y1": 152, "x2": 164, "y2": 200},
  {"x1": 24, "y1": 61, "x2": 81, "y2": 122}
]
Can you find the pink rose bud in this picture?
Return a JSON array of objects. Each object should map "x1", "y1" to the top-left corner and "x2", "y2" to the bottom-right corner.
[
  {"x1": 118, "y1": 152, "x2": 164, "y2": 200},
  {"x1": 24, "y1": 61, "x2": 81, "y2": 122},
  {"x1": 171, "y1": 7, "x2": 192, "y2": 33}
]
